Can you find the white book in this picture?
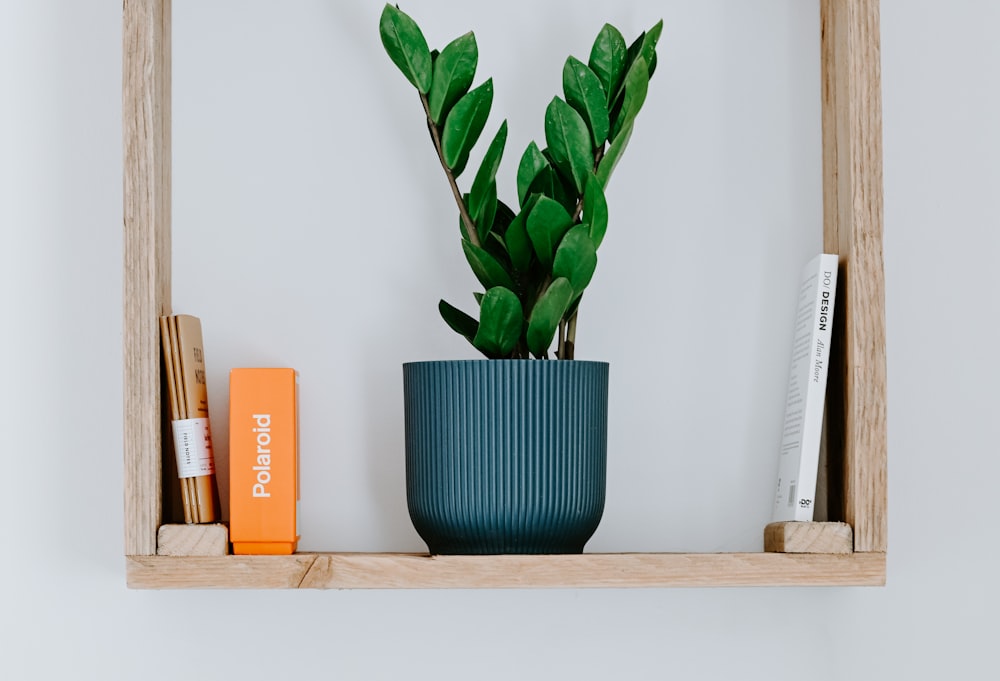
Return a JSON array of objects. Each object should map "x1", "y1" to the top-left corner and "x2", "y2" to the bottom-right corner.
[{"x1": 772, "y1": 253, "x2": 839, "y2": 522}]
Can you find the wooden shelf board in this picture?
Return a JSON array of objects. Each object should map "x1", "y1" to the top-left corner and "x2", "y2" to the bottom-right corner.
[{"x1": 127, "y1": 551, "x2": 886, "y2": 589}]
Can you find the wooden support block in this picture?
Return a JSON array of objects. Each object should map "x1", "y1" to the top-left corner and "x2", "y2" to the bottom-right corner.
[
  {"x1": 157, "y1": 524, "x2": 229, "y2": 556},
  {"x1": 764, "y1": 522, "x2": 853, "y2": 554}
]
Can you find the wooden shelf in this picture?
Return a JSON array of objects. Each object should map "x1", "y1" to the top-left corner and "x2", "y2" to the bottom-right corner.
[
  {"x1": 123, "y1": 0, "x2": 887, "y2": 589},
  {"x1": 127, "y1": 552, "x2": 886, "y2": 589}
]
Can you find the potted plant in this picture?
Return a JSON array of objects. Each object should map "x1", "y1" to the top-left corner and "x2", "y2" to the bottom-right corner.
[{"x1": 380, "y1": 4, "x2": 661, "y2": 554}]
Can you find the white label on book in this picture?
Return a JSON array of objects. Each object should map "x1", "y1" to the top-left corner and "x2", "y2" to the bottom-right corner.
[
  {"x1": 772, "y1": 254, "x2": 838, "y2": 522},
  {"x1": 172, "y1": 418, "x2": 216, "y2": 478}
]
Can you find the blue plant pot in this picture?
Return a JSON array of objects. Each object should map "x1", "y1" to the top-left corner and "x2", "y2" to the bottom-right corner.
[{"x1": 403, "y1": 360, "x2": 608, "y2": 554}]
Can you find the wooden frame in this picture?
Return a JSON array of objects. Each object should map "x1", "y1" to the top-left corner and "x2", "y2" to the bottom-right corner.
[{"x1": 123, "y1": 0, "x2": 886, "y2": 588}]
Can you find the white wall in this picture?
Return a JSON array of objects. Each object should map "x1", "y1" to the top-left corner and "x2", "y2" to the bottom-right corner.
[
  {"x1": 170, "y1": 0, "x2": 822, "y2": 555},
  {"x1": 1, "y1": 1, "x2": 995, "y2": 678}
]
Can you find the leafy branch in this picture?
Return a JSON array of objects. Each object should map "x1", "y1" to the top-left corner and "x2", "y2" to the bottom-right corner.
[
  {"x1": 380, "y1": 4, "x2": 661, "y2": 360},
  {"x1": 419, "y1": 92, "x2": 480, "y2": 248}
]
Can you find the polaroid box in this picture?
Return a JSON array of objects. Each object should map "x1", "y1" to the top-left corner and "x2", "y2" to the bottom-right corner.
[{"x1": 229, "y1": 368, "x2": 299, "y2": 554}]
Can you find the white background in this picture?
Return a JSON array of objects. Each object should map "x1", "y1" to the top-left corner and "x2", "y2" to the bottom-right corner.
[{"x1": 1, "y1": 1, "x2": 996, "y2": 678}]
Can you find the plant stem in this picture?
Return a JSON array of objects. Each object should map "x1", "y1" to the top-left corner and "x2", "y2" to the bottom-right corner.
[
  {"x1": 563, "y1": 145, "x2": 606, "y2": 357},
  {"x1": 419, "y1": 93, "x2": 481, "y2": 248},
  {"x1": 564, "y1": 309, "x2": 577, "y2": 360}
]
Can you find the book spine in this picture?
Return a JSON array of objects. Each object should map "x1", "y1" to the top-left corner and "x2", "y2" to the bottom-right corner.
[
  {"x1": 160, "y1": 314, "x2": 220, "y2": 524},
  {"x1": 772, "y1": 254, "x2": 838, "y2": 522}
]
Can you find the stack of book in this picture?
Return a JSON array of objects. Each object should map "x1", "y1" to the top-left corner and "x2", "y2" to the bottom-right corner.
[{"x1": 160, "y1": 314, "x2": 220, "y2": 524}]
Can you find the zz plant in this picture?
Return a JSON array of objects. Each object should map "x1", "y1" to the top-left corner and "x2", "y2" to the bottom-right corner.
[{"x1": 380, "y1": 4, "x2": 661, "y2": 359}]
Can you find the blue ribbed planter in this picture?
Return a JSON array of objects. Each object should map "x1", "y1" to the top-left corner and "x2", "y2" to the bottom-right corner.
[{"x1": 403, "y1": 360, "x2": 608, "y2": 555}]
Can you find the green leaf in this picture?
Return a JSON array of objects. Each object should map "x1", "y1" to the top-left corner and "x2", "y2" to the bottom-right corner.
[
  {"x1": 469, "y1": 121, "x2": 507, "y2": 242},
  {"x1": 621, "y1": 56, "x2": 650, "y2": 122},
  {"x1": 439, "y1": 299, "x2": 478, "y2": 344},
  {"x1": 484, "y1": 230, "x2": 510, "y2": 267},
  {"x1": 588, "y1": 24, "x2": 627, "y2": 106},
  {"x1": 639, "y1": 20, "x2": 663, "y2": 76},
  {"x1": 611, "y1": 56, "x2": 649, "y2": 141},
  {"x1": 505, "y1": 197, "x2": 537, "y2": 273},
  {"x1": 473, "y1": 183, "x2": 498, "y2": 246},
  {"x1": 597, "y1": 120, "x2": 633, "y2": 187},
  {"x1": 473, "y1": 287, "x2": 523, "y2": 357},
  {"x1": 525, "y1": 196, "x2": 574, "y2": 269},
  {"x1": 516, "y1": 142, "x2": 549, "y2": 207},
  {"x1": 609, "y1": 29, "x2": 651, "y2": 111},
  {"x1": 427, "y1": 32, "x2": 478, "y2": 125},
  {"x1": 526, "y1": 278, "x2": 574, "y2": 357},
  {"x1": 544, "y1": 97, "x2": 592, "y2": 194},
  {"x1": 462, "y1": 239, "x2": 515, "y2": 290},
  {"x1": 565, "y1": 292, "x2": 583, "y2": 321},
  {"x1": 472, "y1": 122, "x2": 508, "y2": 207},
  {"x1": 492, "y1": 200, "x2": 516, "y2": 236},
  {"x1": 442, "y1": 78, "x2": 494, "y2": 176},
  {"x1": 563, "y1": 56, "x2": 610, "y2": 148},
  {"x1": 460, "y1": 201, "x2": 512, "y2": 265},
  {"x1": 582, "y1": 173, "x2": 609, "y2": 248},
  {"x1": 552, "y1": 224, "x2": 598, "y2": 294},
  {"x1": 526, "y1": 163, "x2": 575, "y2": 215},
  {"x1": 378, "y1": 4, "x2": 433, "y2": 94},
  {"x1": 624, "y1": 31, "x2": 645, "y2": 75}
]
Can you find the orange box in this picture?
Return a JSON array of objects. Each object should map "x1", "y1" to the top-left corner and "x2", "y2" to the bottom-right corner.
[{"x1": 229, "y1": 368, "x2": 299, "y2": 554}]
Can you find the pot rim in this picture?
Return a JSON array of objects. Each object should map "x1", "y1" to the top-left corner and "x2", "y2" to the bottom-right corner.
[{"x1": 402, "y1": 359, "x2": 609, "y2": 368}]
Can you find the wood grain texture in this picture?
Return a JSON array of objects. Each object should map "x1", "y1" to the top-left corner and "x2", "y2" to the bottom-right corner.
[
  {"x1": 157, "y1": 524, "x2": 229, "y2": 556},
  {"x1": 127, "y1": 552, "x2": 886, "y2": 589},
  {"x1": 129, "y1": 554, "x2": 317, "y2": 589},
  {"x1": 124, "y1": 0, "x2": 172, "y2": 556},
  {"x1": 820, "y1": 0, "x2": 887, "y2": 553},
  {"x1": 121, "y1": 0, "x2": 889, "y2": 587},
  {"x1": 764, "y1": 522, "x2": 853, "y2": 554}
]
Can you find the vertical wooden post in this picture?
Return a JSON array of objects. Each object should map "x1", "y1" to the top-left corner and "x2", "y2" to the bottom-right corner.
[
  {"x1": 820, "y1": 0, "x2": 887, "y2": 553},
  {"x1": 123, "y1": 0, "x2": 171, "y2": 556}
]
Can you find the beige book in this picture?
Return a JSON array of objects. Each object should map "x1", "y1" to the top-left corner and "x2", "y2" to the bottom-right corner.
[{"x1": 160, "y1": 314, "x2": 220, "y2": 524}]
